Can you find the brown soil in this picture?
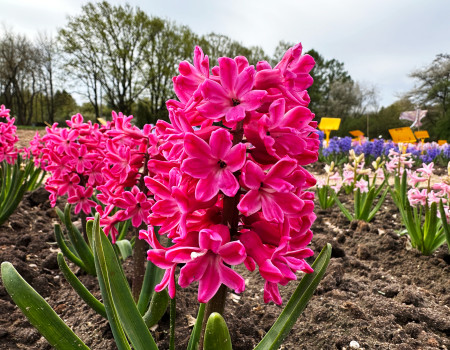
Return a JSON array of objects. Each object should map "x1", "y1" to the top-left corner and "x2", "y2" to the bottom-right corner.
[{"x1": 0, "y1": 187, "x2": 449, "y2": 350}]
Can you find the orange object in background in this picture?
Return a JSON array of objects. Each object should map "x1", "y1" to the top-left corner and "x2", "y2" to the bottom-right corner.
[
  {"x1": 349, "y1": 130, "x2": 364, "y2": 144},
  {"x1": 438, "y1": 140, "x2": 448, "y2": 145},
  {"x1": 414, "y1": 130, "x2": 429, "y2": 140},
  {"x1": 389, "y1": 127, "x2": 416, "y2": 144}
]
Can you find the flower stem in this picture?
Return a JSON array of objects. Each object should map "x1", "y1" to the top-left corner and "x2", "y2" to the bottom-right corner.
[{"x1": 200, "y1": 120, "x2": 244, "y2": 347}]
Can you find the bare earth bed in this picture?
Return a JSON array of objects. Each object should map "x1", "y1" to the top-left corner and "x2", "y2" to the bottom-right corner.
[
  {"x1": 0, "y1": 187, "x2": 449, "y2": 350},
  {"x1": 1, "y1": 129, "x2": 449, "y2": 349}
]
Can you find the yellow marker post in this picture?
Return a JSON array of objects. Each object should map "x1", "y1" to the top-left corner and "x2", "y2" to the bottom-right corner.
[
  {"x1": 318, "y1": 118, "x2": 341, "y2": 146},
  {"x1": 438, "y1": 140, "x2": 448, "y2": 146},
  {"x1": 349, "y1": 130, "x2": 364, "y2": 144},
  {"x1": 414, "y1": 130, "x2": 430, "y2": 153}
]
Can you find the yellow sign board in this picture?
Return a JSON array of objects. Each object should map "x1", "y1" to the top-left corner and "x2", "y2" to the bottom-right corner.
[
  {"x1": 414, "y1": 130, "x2": 429, "y2": 139},
  {"x1": 319, "y1": 118, "x2": 341, "y2": 131},
  {"x1": 319, "y1": 118, "x2": 341, "y2": 146},
  {"x1": 349, "y1": 130, "x2": 364, "y2": 138},
  {"x1": 438, "y1": 140, "x2": 448, "y2": 145},
  {"x1": 389, "y1": 127, "x2": 416, "y2": 144}
]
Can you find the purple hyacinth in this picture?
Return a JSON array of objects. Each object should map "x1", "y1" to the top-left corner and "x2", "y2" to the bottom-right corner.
[
  {"x1": 371, "y1": 139, "x2": 384, "y2": 158},
  {"x1": 322, "y1": 137, "x2": 340, "y2": 157},
  {"x1": 443, "y1": 145, "x2": 450, "y2": 159},
  {"x1": 338, "y1": 137, "x2": 352, "y2": 153},
  {"x1": 421, "y1": 147, "x2": 441, "y2": 164}
]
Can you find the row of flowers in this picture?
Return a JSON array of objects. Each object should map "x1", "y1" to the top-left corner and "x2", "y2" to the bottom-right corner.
[
  {"x1": 316, "y1": 148, "x2": 450, "y2": 255},
  {"x1": 319, "y1": 133, "x2": 450, "y2": 165}
]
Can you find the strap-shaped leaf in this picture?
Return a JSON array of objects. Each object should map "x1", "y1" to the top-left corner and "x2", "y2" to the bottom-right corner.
[
  {"x1": 203, "y1": 312, "x2": 232, "y2": 350},
  {"x1": 359, "y1": 187, "x2": 376, "y2": 221},
  {"x1": 1, "y1": 262, "x2": 90, "y2": 350},
  {"x1": 333, "y1": 194, "x2": 354, "y2": 221},
  {"x1": 254, "y1": 243, "x2": 331, "y2": 350},
  {"x1": 368, "y1": 187, "x2": 389, "y2": 222},
  {"x1": 439, "y1": 200, "x2": 450, "y2": 252},
  {"x1": 93, "y1": 214, "x2": 158, "y2": 350},
  {"x1": 54, "y1": 223, "x2": 86, "y2": 270},
  {"x1": 187, "y1": 303, "x2": 206, "y2": 350},
  {"x1": 116, "y1": 239, "x2": 133, "y2": 261},
  {"x1": 57, "y1": 253, "x2": 107, "y2": 318},
  {"x1": 143, "y1": 289, "x2": 169, "y2": 327},
  {"x1": 92, "y1": 216, "x2": 131, "y2": 350},
  {"x1": 64, "y1": 204, "x2": 96, "y2": 275}
]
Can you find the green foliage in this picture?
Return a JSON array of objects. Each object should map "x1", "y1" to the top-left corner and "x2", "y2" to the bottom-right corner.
[
  {"x1": 0, "y1": 155, "x2": 44, "y2": 226},
  {"x1": 1, "y1": 262, "x2": 90, "y2": 350}
]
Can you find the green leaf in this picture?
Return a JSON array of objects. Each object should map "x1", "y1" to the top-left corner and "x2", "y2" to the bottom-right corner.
[
  {"x1": 57, "y1": 253, "x2": 107, "y2": 318},
  {"x1": 1, "y1": 262, "x2": 90, "y2": 350},
  {"x1": 333, "y1": 194, "x2": 354, "y2": 221},
  {"x1": 93, "y1": 214, "x2": 158, "y2": 350},
  {"x1": 358, "y1": 187, "x2": 376, "y2": 221},
  {"x1": 254, "y1": 244, "x2": 332, "y2": 350},
  {"x1": 439, "y1": 200, "x2": 450, "y2": 252},
  {"x1": 116, "y1": 239, "x2": 133, "y2": 261},
  {"x1": 143, "y1": 290, "x2": 170, "y2": 328},
  {"x1": 54, "y1": 223, "x2": 86, "y2": 271},
  {"x1": 187, "y1": 303, "x2": 206, "y2": 350},
  {"x1": 92, "y1": 216, "x2": 132, "y2": 350},
  {"x1": 203, "y1": 312, "x2": 232, "y2": 350},
  {"x1": 64, "y1": 204, "x2": 96, "y2": 275},
  {"x1": 367, "y1": 187, "x2": 389, "y2": 222}
]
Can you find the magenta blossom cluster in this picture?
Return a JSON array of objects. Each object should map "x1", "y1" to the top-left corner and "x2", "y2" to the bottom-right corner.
[
  {"x1": 0, "y1": 105, "x2": 19, "y2": 164},
  {"x1": 139, "y1": 44, "x2": 319, "y2": 304},
  {"x1": 41, "y1": 112, "x2": 159, "y2": 241},
  {"x1": 42, "y1": 114, "x2": 107, "y2": 214}
]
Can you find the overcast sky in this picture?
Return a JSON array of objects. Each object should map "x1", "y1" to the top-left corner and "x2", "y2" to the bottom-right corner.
[{"x1": 2, "y1": 0, "x2": 449, "y2": 109}]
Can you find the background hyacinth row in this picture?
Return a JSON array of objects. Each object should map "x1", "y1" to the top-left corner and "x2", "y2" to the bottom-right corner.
[{"x1": 318, "y1": 132, "x2": 450, "y2": 165}]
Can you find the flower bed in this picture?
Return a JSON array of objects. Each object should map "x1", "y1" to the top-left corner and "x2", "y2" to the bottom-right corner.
[{"x1": 1, "y1": 185, "x2": 449, "y2": 349}]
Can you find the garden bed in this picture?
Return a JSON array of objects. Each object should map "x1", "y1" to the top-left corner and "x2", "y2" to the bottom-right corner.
[{"x1": 1, "y1": 187, "x2": 449, "y2": 350}]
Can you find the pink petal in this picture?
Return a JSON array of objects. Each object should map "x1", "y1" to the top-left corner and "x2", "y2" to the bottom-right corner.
[
  {"x1": 261, "y1": 193, "x2": 284, "y2": 223},
  {"x1": 224, "y1": 143, "x2": 246, "y2": 172},
  {"x1": 200, "y1": 79, "x2": 229, "y2": 104},
  {"x1": 184, "y1": 133, "x2": 212, "y2": 159},
  {"x1": 237, "y1": 190, "x2": 261, "y2": 217},
  {"x1": 219, "y1": 265, "x2": 245, "y2": 293},
  {"x1": 218, "y1": 241, "x2": 246, "y2": 265},
  {"x1": 209, "y1": 128, "x2": 232, "y2": 160},
  {"x1": 234, "y1": 66, "x2": 256, "y2": 97},
  {"x1": 196, "y1": 174, "x2": 220, "y2": 201},
  {"x1": 259, "y1": 259, "x2": 283, "y2": 283},
  {"x1": 240, "y1": 90, "x2": 267, "y2": 111},
  {"x1": 218, "y1": 169, "x2": 240, "y2": 197},
  {"x1": 218, "y1": 57, "x2": 238, "y2": 94},
  {"x1": 179, "y1": 255, "x2": 209, "y2": 287},
  {"x1": 198, "y1": 259, "x2": 222, "y2": 303},
  {"x1": 225, "y1": 105, "x2": 246, "y2": 123},
  {"x1": 199, "y1": 229, "x2": 222, "y2": 253},
  {"x1": 182, "y1": 158, "x2": 215, "y2": 179},
  {"x1": 241, "y1": 161, "x2": 265, "y2": 190}
]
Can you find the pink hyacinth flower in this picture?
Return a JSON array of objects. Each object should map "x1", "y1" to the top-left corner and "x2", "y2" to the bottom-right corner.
[
  {"x1": 166, "y1": 225, "x2": 246, "y2": 303},
  {"x1": 354, "y1": 179, "x2": 369, "y2": 193},
  {"x1": 237, "y1": 158, "x2": 304, "y2": 223},
  {"x1": 197, "y1": 57, "x2": 267, "y2": 124},
  {"x1": 67, "y1": 186, "x2": 96, "y2": 214},
  {"x1": 181, "y1": 128, "x2": 246, "y2": 201}
]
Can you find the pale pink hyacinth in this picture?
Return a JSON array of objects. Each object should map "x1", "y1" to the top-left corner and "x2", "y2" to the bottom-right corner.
[
  {"x1": 354, "y1": 179, "x2": 369, "y2": 193},
  {"x1": 407, "y1": 188, "x2": 428, "y2": 207}
]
